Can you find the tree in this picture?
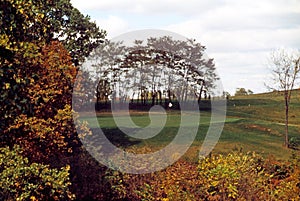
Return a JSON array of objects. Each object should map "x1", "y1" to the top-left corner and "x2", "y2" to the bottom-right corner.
[
  {"x1": 234, "y1": 88, "x2": 249, "y2": 96},
  {"x1": 0, "y1": 0, "x2": 106, "y2": 130},
  {"x1": 267, "y1": 48, "x2": 300, "y2": 148},
  {"x1": 247, "y1": 89, "x2": 253, "y2": 95},
  {"x1": 0, "y1": 0, "x2": 106, "y2": 66},
  {"x1": 0, "y1": 1, "x2": 105, "y2": 199},
  {"x1": 89, "y1": 36, "x2": 218, "y2": 108},
  {"x1": 0, "y1": 0, "x2": 102, "y2": 167},
  {"x1": 1, "y1": 41, "x2": 88, "y2": 164},
  {"x1": 222, "y1": 91, "x2": 231, "y2": 99}
]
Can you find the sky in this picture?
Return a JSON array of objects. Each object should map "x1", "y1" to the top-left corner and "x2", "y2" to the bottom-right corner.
[{"x1": 70, "y1": 0, "x2": 300, "y2": 95}]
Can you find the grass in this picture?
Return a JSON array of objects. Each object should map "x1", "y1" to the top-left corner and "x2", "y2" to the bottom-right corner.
[{"x1": 79, "y1": 90, "x2": 300, "y2": 161}]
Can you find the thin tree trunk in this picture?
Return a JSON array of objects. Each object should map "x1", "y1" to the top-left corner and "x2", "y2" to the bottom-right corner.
[
  {"x1": 198, "y1": 84, "x2": 204, "y2": 104},
  {"x1": 284, "y1": 94, "x2": 289, "y2": 148}
]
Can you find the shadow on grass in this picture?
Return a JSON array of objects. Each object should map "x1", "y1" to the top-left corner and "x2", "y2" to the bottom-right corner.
[{"x1": 89, "y1": 127, "x2": 142, "y2": 148}]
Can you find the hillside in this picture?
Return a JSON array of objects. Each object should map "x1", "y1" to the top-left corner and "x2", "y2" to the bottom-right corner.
[
  {"x1": 228, "y1": 89, "x2": 300, "y2": 124},
  {"x1": 213, "y1": 89, "x2": 300, "y2": 160}
]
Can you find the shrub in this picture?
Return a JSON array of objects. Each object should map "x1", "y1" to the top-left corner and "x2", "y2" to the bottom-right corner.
[
  {"x1": 197, "y1": 152, "x2": 300, "y2": 200},
  {"x1": 198, "y1": 152, "x2": 268, "y2": 200},
  {"x1": 132, "y1": 160, "x2": 201, "y2": 201},
  {"x1": 92, "y1": 151, "x2": 300, "y2": 200},
  {"x1": 0, "y1": 145, "x2": 75, "y2": 201},
  {"x1": 289, "y1": 137, "x2": 300, "y2": 149}
]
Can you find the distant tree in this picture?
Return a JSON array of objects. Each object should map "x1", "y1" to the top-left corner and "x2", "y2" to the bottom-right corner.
[
  {"x1": 235, "y1": 88, "x2": 248, "y2": 96},
  {"x1": 267, "y1": 48, "x2": 300, "y2": 148},
  {"x1": 90, "y1": 36, "x2": 218, "y2": 107},
  {"x1": 223, "y1": 91, "x2": 231, "y2": 99}
]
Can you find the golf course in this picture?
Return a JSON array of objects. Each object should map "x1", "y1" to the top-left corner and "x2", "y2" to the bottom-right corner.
[{"x1": 81, "y1": 90, "x2": 300, "y2": 161}]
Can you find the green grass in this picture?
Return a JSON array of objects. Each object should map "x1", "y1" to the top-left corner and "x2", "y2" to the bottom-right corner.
[{"x1": 79, "y1": 90, "x2": 300, "y2": 161}]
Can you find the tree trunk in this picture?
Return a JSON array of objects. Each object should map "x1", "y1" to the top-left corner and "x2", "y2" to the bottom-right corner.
[
  {"x1": 197, "y1": 84, "x2": 204, "y2": 104},
  {"x1": 284, "y1": 94, "x2": 289, "y2": 148}
]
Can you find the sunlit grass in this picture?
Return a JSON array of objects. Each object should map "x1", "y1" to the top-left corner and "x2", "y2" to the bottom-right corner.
[{"x1": 78, "y1": 90, "x2": 300, "y2": 161}]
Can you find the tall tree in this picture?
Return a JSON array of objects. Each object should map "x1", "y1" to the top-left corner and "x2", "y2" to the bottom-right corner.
[
  {"x1": 0, "y1": 0, "x2": 104, "y2": 160},
  {"x1": 267, "y1": 48, "x2": 300, "y2": 148},
  {"x1": 0, "y1": 0, "x2": 106, "y2": 65},
  {"x1": 48, "y1": 0, "x2": 106, "y2": 65},
  {"x1": 0, "y1": 0, "x2": 106, "y2": 127},
  {"x1": 89, "y1": 36, "x2": 218, "y2": 107}
]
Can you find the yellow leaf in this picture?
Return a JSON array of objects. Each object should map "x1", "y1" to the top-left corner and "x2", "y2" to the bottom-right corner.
[
  {"x1": 5, "y1": 83, "x2": 10, "y2": 89},
  {"x1": 30, "y1": 196, "x2": 37, "y2": 201}
]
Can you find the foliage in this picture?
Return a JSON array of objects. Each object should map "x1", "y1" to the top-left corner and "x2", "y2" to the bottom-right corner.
[
  {"x1": 88, "y1": 37, "x2": 217, "y2": 107},
  {"x1": 0, "y1": 145, "x2": 75, "y2": 201},
  {"x1": 0, "y1": 0, "x2": 106, "y2": 65},
  {"x1": 102, "y1": 152, "x2": 300, "y2": 201},
  {"x1": 0, "y1": 0, "x2": 48, "y2": 43},
  {"x1": 1, "y1": 41, "x2": 89, "y2": 164},
  {"x1": 72, "y1": 70, "x2": 98, "y2": 111},
  {"x1": 197, "y1": 152, "x2": 265, "y2": 200},
  {"x1": 0, "y1": 0, "x2": 105, "y2": 133},
  {"x1": 134, "y1": 160, "x2": 201, "y2": 201},
  {"x1": 7, "y1": 104, "x2": 91, "y2": 165},
  {"x1": 47, "y1": 0, "x2": 106, "y2": 65},
  {"x1": 197, "y1": 152, "x2": 300, "y2": 200},
  {"x1": 289, "y1": 137, "x2": 300, "y2": 149},
  {"x1": 234, "y1": 88, "x2": 253, "y2": 96},
  {"x1": 1, "y1": 1, "x2": 105, "y2": 199}
]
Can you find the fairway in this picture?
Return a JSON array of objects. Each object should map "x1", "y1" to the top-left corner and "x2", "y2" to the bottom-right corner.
[
  {"x1": 79, "y1": 91, "x2": 300, "y2": 161},
  {"x1": 81, "y1": 111, "x2": 240, "y2": 128}
]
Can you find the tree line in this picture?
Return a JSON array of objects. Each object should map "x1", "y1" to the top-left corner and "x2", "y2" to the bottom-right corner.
[{"x1": 81, "y1": 37, "x2": 218, "y2": 110}]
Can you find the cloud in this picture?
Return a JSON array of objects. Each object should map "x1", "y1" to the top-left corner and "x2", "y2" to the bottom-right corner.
[
  {"x1": 211, "y1": 51, "x2": 270, "y2": 94},
  {"x1": 70, "y1": 0, "x2": 300, "y2": 94},
  {"x1": 94, "y1": 15, "x2": 130, "y2": 38},
  {"x1": 161, "y1": 0, "x2": 300, "y2": 93},
  {"x1": 71, "y1": 0, "x2": 225, "y2": 16}
]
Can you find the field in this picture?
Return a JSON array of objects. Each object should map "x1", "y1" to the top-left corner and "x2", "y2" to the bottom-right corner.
[{"x1": 80, "y1": 90, "x2": 300, "y2": 161}]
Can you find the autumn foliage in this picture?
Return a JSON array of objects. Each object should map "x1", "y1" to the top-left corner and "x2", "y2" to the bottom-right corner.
[
  {"x1": 1, "y1": 1, "x2": 300, "y2": 201},
  {"x1": 100, "y1": 152, "x2": 300, "y2": 201}
]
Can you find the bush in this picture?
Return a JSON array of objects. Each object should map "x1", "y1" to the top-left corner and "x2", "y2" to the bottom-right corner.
[
  {"x1": 198, "y1": 152, "x2": 268, "y2": 200},
  {"x1": 133, "y1": 152, "x2": 300, "y2": 201},
  {"x1": 289, "y1": 137, "x2": 300, "y2": 149},
  {"x1": 197, "y1": 152, "x2": 300, "y2": 200},
  {"x1": 0, "y1": 145, "x2": 75, "y2": 201}
]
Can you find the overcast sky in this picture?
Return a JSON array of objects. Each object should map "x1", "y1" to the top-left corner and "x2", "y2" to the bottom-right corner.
[{"x1": 71, "y1": 0, "x2": 300, "y2": 94}]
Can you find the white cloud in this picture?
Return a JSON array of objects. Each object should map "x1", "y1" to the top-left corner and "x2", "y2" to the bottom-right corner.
[
  {"x1": 70, "y1": 0, "x2": 300, "y2": 94},
  {"x1": 162, "y1": 0, "x2": 300, "y2": 93},
  {"x1": 71, "y1": 0, "x2": 224, "y2": 15},
  {"x1": 95, "y1": 15, "x2": 130, "y2": 38}
]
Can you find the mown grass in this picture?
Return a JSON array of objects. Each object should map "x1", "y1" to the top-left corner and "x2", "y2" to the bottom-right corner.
[{"x1": 79, "y1": 90, "x2": 300, "y2": 161}]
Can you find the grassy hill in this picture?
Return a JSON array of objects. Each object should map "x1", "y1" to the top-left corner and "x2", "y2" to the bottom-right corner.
[
  {"x1": 217, "y1": 89, "x2": 300, "y2": 159},
  {"x1": 228, "y1": 89, "x2": 300, "y2": 124},
  {"x1": 80, "y1": 89, "x2": 300, "y2": 161}
]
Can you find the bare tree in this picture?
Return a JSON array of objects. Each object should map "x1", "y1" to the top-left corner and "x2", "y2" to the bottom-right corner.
[{"x1": 267, "y1": 48, "x2": 300, "y2": 148}]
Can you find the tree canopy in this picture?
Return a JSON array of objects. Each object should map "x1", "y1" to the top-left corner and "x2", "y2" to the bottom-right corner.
[
  {"x1": 0, "y1": 0, "x2": 106, "y2": 65},
  {"x1": 0, "y1": 2, "x2": 105, "y2": 199},
  {"x1": 87, "y1": 36, "x2": 218, "y2": 108},
  {"x1": 234, "y1": 88, "x2": 253, "y2": 96}
]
